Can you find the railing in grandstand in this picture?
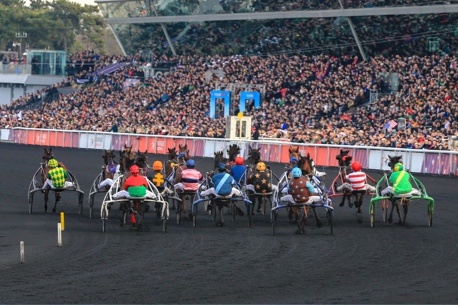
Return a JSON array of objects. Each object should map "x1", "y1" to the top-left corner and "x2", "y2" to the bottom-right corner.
[{"x1": 1, "y1": 128, "x2": 457, "y2": 176}]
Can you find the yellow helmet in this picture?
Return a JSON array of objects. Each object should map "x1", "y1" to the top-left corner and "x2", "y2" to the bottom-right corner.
[
  {"x1": 48, "y1": 159, "x2": 58, "y2": 168},
  {"x1": 153, "y1": 161, "x2": 163, "y2": 171},
  {"x1": 256, "y1": 162, "x2": 266, "y2": 172}
]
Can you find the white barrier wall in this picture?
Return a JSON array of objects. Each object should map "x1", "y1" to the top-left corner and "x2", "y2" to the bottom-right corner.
[{"x1": 1, "y1": 128, "x2": 457, "y2": 176}]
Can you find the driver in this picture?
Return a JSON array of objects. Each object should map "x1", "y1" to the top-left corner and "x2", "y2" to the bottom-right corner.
[
  {"x1": 42, "y1": 159, "x2": 74, "y2": 190},
  {"x1": 335, "y1": 161, "x2": 376, "y2": 195},
  {"x1": 112, "y1": 165, "x2": 156, "y2": 200},
  {"x1": 381, "y1": 163, "x2": 421, "y2": 197}
]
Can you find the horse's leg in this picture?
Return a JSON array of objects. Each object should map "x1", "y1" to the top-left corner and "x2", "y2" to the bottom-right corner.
[
  {"x1": 217, "y1": 202, "x2": 224, "y2": 227},
  {"x1": 388, "y1": 200, "x2": 396, "y2": 223},
  {"x1": 295, "y1": 209, "x2": 303, "y2": 234},
  {"x1": 402, "y1": 200, "x2": 409, "y2": 226},
  {"x1": 52, "y1": 192, "x2": 60, "y2": 213},
  {"x1": 312, "y1": 207, "x2": 322, "y2": 228},
  {"x1": 44, "y1": 189, "x2": 49, "y2": 212},
  {"x1": 395, "y1": 202, "x2": 403, "y2": 225}
]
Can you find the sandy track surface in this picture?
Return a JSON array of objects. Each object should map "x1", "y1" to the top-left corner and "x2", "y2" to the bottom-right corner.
[{"x1": 0, "y1": 143, "x2": 457, "y2": 304}]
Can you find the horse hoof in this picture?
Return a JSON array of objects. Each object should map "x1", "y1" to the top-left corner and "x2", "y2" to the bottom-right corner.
[
  {"x1": 52, "y1": 208, "x2": 56, "y2": 213},
  {"x1": 316, "y1": 222, "x2": 322, "y2": 228},
  {"x1": 388, "y1": 218, "x2": 393, "y2": 224},
  {"x1": 216, "y1": 221, "x2": 224, "y2": 227},
  {"x1": 349, "y1": 202, "x2": 354, "y2": 208},
  {"x1": 339, "y1": 202, "x2": 344, "y2": 207}
]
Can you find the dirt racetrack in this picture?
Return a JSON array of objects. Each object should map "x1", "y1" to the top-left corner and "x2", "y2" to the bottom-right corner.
[{"x1": 0, "y1": 143, "x2": 457, "y2": 304}]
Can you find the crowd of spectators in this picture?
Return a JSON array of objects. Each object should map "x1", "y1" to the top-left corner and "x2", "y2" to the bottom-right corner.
[
  {"x1": 115, "y1": 1, "x2": 458, "y2": 58},
  {"x1": 0, "y1": 50, "x2": 457, "y2": 151}
]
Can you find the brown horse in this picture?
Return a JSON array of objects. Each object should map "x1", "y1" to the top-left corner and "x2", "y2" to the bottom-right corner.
[
  {"x1": 213, "y1": 151, "x2": 227, "y2": 173},
  {"x1": 177, "y1": 144, "x2": 191, "y2": 163}
]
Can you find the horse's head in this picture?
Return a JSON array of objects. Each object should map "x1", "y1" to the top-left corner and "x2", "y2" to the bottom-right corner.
[
  {"x1": 178, "y1": 144, "x2": 190, "y2": 162},
  {"x1": 227, "y1": 144, "x2": 241, "y2": 162},
  {"x1": 102, "y1": 150, "x2": 116, "y2": 165},
  {"x1": 388, "y1": 155, "x2": 403, "y2": 170},
  {"x1": 135, "y1": 149, "x2": 149, "y2": 170},
  {"x1": 167, "y1": 147, "x2": 177, "y2": 161},
  {"x1": 247, "y1": 145, "x2": 261, "y2": 167},
  {"x1": 214, "y1": 151, "x2": 227, "y2": 170},
  {"x1": 298, "y1": 153, "x2": 314, "y2": 177},
  {"x1": 120, "y1": 145, "x2": 135, "y2": 173},
  {"x1": 43, "y1": 147, "x2": 54, "y2": 164},
  {"x1": 336, "y1": 149, "x2": 353, "y2": 167}
]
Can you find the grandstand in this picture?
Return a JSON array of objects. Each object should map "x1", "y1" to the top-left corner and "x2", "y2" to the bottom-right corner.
[{"x1": 96, "y1": 0, "x2": 458, "y2": 58}]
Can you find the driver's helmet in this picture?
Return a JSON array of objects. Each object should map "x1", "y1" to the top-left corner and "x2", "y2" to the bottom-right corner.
[
  {"x1": 290, "y1": 157, "x2": 298, "y2": 163},
  {"x1": 393, "y1": 163, "x2": 403, "y2": 172},
  {"x1": 291, "y1": 167, "x2": 302, "y2": 178},
  {"x1": 130, "y1": 165, "x2": 140, "y2": 175},
  {"x1": 235, "y1": 157, "x2": 244, "y2": 165},
  {"x1": 351, "y1": 161, "x2": 362, "y2": 172},
  {"x1": 153, "y1": 161, "x2": 163, "y2": 171},
  {"x1": 186, "y1": 159, "x2": 195, "y2": 168},
  {"x1": 48, "y1": 159, "x2": 58, "y2": 168},
  {"x1": 108, "y1": 164, "x2": 117, "y2": 173},
  {"x1": 256, "y1": 162, "x2": 266, "y2": 172},
  {"x1": 217, "y1": 163, "x2": 227, "y2": 171}
]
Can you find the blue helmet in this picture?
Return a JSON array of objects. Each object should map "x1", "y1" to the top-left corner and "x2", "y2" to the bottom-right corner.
[
  {"x1": 186, "y1": 159, "x2": 195, "y2": 168},
  {"x1": 290, "y1": 157, "x2": 298, "y2": 163},
  {"x1": 217, "y1": 163, "x2": 226, "y2": 171},
  {"x1": 291, "y1": 167, "x2": 302, "y2": 178}
]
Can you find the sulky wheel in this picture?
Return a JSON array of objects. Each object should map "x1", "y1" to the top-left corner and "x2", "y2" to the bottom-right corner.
[
  {"x1": 428, "y1": 203, "x2": 433, "y2": 227},
  {"x1": 327, "y1": 209, "x2": 333, "y2": 235},
  {"x1": 102, "y1": 208, "x2": 107, "y2": 233},
  {"x1": 370, "y1": 203, "x2": 375, "y2": 228},
  {"x1": 78, "y1": 193, "x2": 84, "y2": 215}
]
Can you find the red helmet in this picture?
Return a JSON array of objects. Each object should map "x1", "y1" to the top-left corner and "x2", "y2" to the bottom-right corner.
[
  {"x1": 130, "y1": 165, "x2": 140, "y2": 175},
  {"x1": 351, "y1": 162, "x2": 362, "y2": 171},
  {"x1": 235, "y1": 157, "x2": 244, "y2": 165}
]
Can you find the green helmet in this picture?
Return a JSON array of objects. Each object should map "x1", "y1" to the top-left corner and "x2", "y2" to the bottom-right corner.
[
  {"x1": 393, "y1": 163, "x2": 403, "y2": 172},
  {"x1": 48, "y1": 159, "x2": 58, "y2": 168}
]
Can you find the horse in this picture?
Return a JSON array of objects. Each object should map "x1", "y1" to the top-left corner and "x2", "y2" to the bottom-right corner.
[
  {"x1": 289, "y1": 153, "x2": 323, "y2": 231},
  {"x1": 227, "y1": 144, "x2": 241, "y2": 163},
  {"x1": 119, "y1": 144, "x2": 136, "y2": 174},
  {"x1": 41, "y1": 147, "x2": 67, "y2": 213},
  {"x1": 213, "y1": 151, "x2": 228, "y2": 174},
  {"x1": 102, "y1": 150, "x2": 117, "y2": 181},
  {"x1": 135, "y1": 149, "x2": 149, "y2": 174},
  {"x1": 335, "y1": 149, "x2": 353, "y2": 208},
  {"x1": 246, "y1": 145, "x2": 261, "y2": 168},
  {"x1": 177, "y1": 144, "x2": 191, "y2": 164},
  {"x1": 385, "y1": 155, "x2": 410, "y2": 225}
]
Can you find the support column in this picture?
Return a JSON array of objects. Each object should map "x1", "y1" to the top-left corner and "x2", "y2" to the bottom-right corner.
[{"x1": 337, "y1": 0, "x2": 367, "y2": 62}]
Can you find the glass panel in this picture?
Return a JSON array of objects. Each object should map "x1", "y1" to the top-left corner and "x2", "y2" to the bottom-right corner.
[{"x1": 97, "y1": 0, "x2": 455, "y2": 18}]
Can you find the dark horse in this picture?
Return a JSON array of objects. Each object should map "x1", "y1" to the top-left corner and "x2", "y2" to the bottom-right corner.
[
  {"x1": 213, "y1": 151, "x2": 228, "y2": 173},
  {"x1": 227, "y1": 144, "x2": 241, "y2": 163},
  {"x1": 246, "y1": 145, "x2": 261, "y2": 168},
  {"x1": 119, "y1": 144, "x2": 136, "y2": 174},
  {"x1": 102, "y1": 150, "x2": 117, "y2": 181},
  {"x1": 135, "y1": 149, "x2": 149, "y2": 174},
  {"x1": 41, "y1": 147, "x2": 67, "y2": 213},
  {"x1": 386, "y1": 155, "x2": 410, "y2": 225},
  {"x1": 334, "y1": 149, "x2": 353, "y2": 208}
]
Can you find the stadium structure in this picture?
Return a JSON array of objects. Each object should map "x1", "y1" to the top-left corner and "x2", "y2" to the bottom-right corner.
[{"x1": 95, "y1": 0, "x2": 458, "y2": 59}]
